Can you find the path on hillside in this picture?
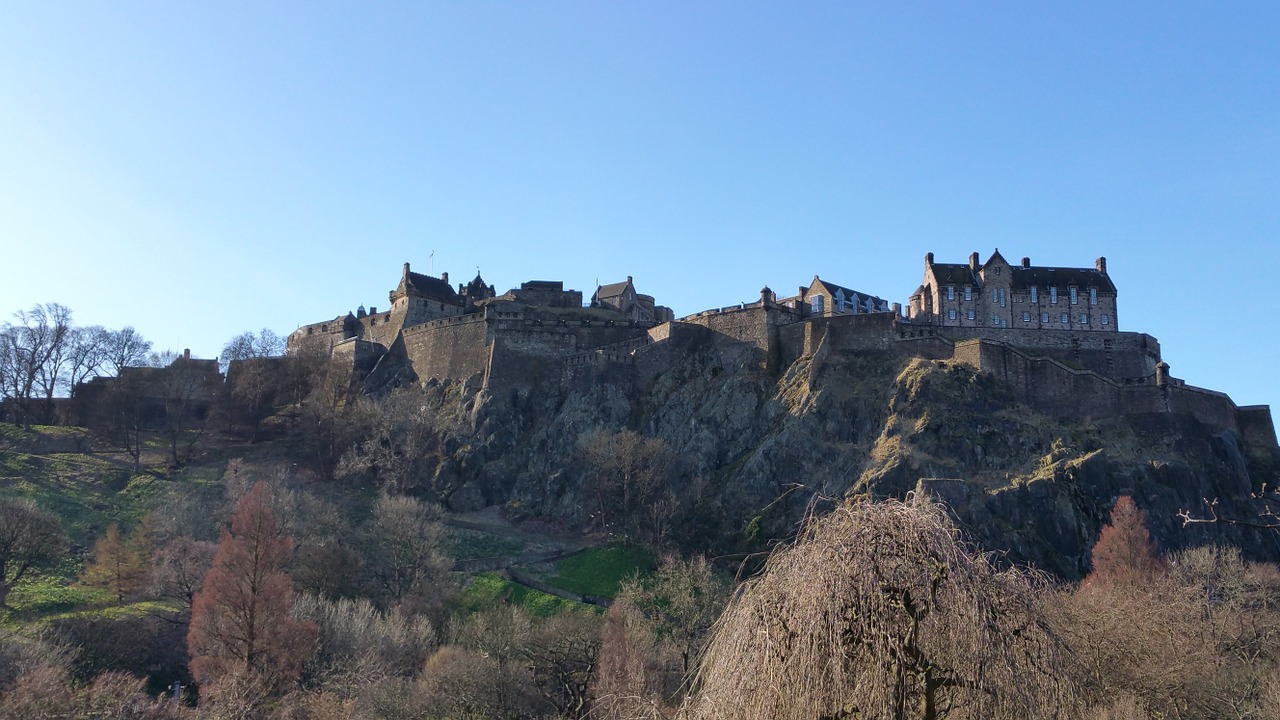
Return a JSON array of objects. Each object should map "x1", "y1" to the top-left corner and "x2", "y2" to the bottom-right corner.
[{"x1": 447, "y1": 505, "x2": 596, "y2": 572}]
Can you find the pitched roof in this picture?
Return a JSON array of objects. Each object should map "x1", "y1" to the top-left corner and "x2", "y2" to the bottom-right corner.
[
  {"x1": 595, "y1": 280, "x2": 632, "y2": 301},
  {"x1": 812, "y1": 278, "x2": 888, "y2": 307},
  {"x1": 927, "y1": 263, "x2": 978, "y2": 286},
  {"x1": 1010, "y1": 266, "x2": 1116, "y2": 293},
  {"x1": 405, "y1": 271, "x2": 461, "y2": 302}
]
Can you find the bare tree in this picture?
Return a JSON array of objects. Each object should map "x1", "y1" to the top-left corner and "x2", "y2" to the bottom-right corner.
[
  {"x1": 63, "y1": 325, "x2": 111, "y2": 391},
  {"x1": 101, "y1": 326, "x2": 152, "y2": 376},
  {"x1": 338, "y1": 390, "x2": 444, "y2": 493},
  {"x1": 219, "y1": 328, "x2": 285, "y2": 372},
  {"x1": 363, "y1": 494, "x2": 451, "y2": 605},
  {"x1": 0, "y1": 303, "x2": 73, "y2": 427},
  {"x1": 578, "y1": 430, "x2": 677, "y2": 545},
  {"x1": 0, "y1": 498, "x2": 68, "y2": 608},
  {"x1": 683, "y1": 496, "x2": 1078, "y2": 720},
  {"x1": 149, "y1": 350, "x2": 219, "y2": 468}
]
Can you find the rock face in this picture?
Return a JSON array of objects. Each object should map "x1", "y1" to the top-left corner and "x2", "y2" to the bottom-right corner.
[{"x1": 400, "y1": 340, "x2": 1280, "y2": 580}]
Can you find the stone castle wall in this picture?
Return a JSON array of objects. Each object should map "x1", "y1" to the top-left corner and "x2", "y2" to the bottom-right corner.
[
  {"x1": 937, "y1": 326, "x2": 1160, "y2": 379},
  {"x1": 401, "y1": 315, "x2": 490, "y2": 384},
  {"x1": 951, "y1": 338, "x2": 1256, "y2": 436}
]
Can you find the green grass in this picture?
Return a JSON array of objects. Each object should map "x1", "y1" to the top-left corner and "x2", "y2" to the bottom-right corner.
[
  {"x1": 41, "y1": 599, "x2": 180, "y2": 623},
  {"x1": 544, "y1": 544, "x2": 655, "y2": 598},
  {"x1": 2, "y1": 572, "x2": 110, "y2": 624},
  {"x1": 457, "y1": 573, "x2": 587, "y2": 617}
]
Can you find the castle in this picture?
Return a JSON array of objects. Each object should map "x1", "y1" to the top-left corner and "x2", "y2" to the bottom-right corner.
[{"x1": 287, "y1": 250, "x2": 1276, "y2": 448}]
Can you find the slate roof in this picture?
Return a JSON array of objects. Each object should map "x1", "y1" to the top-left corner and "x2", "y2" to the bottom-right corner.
[
  {"x1": 1009, "y1": 266, "x2": 1116, "y2": 293},
  {"x1": 812, "y1": 278, "x2": 889, "y2": 309},
  {"x1": 405, "y1": 271, "x2": 461, "y2": 303},
  {"x1": 595, "y1": 280, "x2": 632, "y2": 301},
  {"x1": 927, "y1": 255, "x2": 1117, "y2": 294},
  {"x1": 928, "y1": 263, "x2": 979, "y2": 286}
]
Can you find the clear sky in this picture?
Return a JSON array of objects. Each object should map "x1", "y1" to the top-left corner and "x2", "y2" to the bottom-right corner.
[{"x1": 1, "y1": 2, "x2": 1277, "y2": 411}]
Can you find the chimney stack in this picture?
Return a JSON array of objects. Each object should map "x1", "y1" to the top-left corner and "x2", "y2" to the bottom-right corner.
[
  {"x1": 402, "y1": 262, "x2": 410, "y2": 279},
  {"x1": 183, "y1": 348, "x2": 191, "y2": 360},
  {"x1": 925, "y1": 252, "x2": 934, "y2": 266},
  {"x1": 969, "y1": 252, "x2": 980, "y2": 271},
  {"x1": 1021, "y1": 257, "x2": 1031, "y2": 269},
  {"x1": 441, "y1": 271, "x2": 449, "y2": 284},
  {"x1": 1096, "y1": 257, "x2": 1107, "y2": 274}
]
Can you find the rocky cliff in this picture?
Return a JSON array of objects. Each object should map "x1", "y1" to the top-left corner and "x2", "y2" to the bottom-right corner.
[{"x1": 393, "y1": 336, "x2": 1279, "y2": 579}]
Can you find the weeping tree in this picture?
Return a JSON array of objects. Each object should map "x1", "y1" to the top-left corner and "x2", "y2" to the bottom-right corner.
[{"x1": 683, "y1": 496, "x2": 1079, "y2": 720}]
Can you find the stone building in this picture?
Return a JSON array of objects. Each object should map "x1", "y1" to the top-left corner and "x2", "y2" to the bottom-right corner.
[
  {"x1": 779, "y1": 276, "x2": 891, "y2": 317},
  {"x1": 591, "y1": 277, "x2": 675, "y2": 323},
  {"x1": 907, "y1": 250, "x2": 1118, "y2": 332}
]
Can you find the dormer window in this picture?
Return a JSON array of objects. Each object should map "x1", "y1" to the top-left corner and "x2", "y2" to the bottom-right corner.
[{"x1": 811, "y1": 295, "x2": 824, "y2": 314}]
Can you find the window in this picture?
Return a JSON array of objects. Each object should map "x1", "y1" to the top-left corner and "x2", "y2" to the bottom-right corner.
[
  {"x1": 1060, "y1": 313, "x2": 1069, "y2": 324},
  {"x1": 1040, "y1": 312, "x2": 1049, "y2": 323},
  {"x1": 1050, "y1": 287, "x2": 1058, "y2": 304},
  {"x1": 992, "y1": 288, "x2": 1006, "y2": 306},
  {"x1": 1101, "y1": 314, "x2": 1110, "y2": 326},
  {"x1": 811, "y1": 295, "x2": 824, "y2": 314},
  {"x1": 963, "y1": 286, "x2": 972, "y2": 301},
  {"x1": 1030, "y1": 286, "x2": 1038, "y2": 303},
  {"x1": 991, "y1": 314, "x2": 999, "y2": 326},
  {"x1": 1069, "y1": 287, "x2": 1078, "y2": 305},
  {"x1": 1089, "y1": 287, "x2": 1098, "y2": 306},
  {"x1": 1022, "y1": 311, "x2": 1031, "y2": 322},
  {"x1": 947, "y1": 285, "x2": 955, "y2": 300},
  {"x1": 948, "y1": 309, "x2": 956, "y2": 320},
  {"x1": 1079, "y1": 313, "x2": 1089, "y2": 325},
  {"x1": 966, "y1": 309, "x2": 975, "y2": 321},
  {"x1": 836, "y1": 292, "x2": 845, "y2": 313}
]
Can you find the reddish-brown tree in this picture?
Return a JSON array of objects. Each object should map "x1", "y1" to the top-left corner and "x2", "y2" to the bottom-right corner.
[
  {"x1": 1086, "y1": 495, "x2": 1163, "y2": 587},
  {"x1": 187, "y1": 481, "x2": 316, "y2": 696}
]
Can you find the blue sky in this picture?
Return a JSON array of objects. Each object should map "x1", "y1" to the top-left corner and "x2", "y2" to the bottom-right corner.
[{"x1": 1, "y1": 2, "x2": 1277, "y2": 411}]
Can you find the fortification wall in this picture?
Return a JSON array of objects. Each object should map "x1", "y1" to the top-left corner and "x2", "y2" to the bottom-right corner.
[
  {"x1": 331, "y1": 338, "x2": 386, "y2": 371},
  {"x1": 484, "y1": 318, "x2": 651, "y2": 392},
  {"x1": 1239, "y1": 406, "x2": 1279, "y2": 448},
  {"x1": 401, "y1": 315, "x2": 490, "y2": 384},
  {"x1": 682, "y1": 306, "x2": 773, "y2": 351},
  {"x1": 288, "y1": 322, "x2": 351, "y2": 356},
  {"x1": 952, "y1": 339, "x2": 1273, "y2": 443},
  {"x1": 936, "y1": 327, "x2": 1160, "y2": 380},
  {"x1": 358, "y1": 307, "x2": 401, "y2": 348},
  {"x1": 634, "y1": 322, "x2": 713, "y2": 383}
]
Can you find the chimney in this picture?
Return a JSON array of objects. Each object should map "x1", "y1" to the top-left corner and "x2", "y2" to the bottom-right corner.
[
  {"x1": 1096, "y1": 257, "x2": 1107, "y2": 274},
  {"x1": 969, "y1": 252, "x2": 980, "y2": 271},
  {"x1": 370, "y1": 306, "x2": 377, "y2": 315},
  {"x1": 626, "y1": 275, "x2": 633, "y2": 283},
  {"x1": 402, "y1": 262, "x2": 410, "y2": 279},
  {"x1": 183, "y1": 348, "x2": 191, "y2": 360},
  {"x1": 1021, "y1": 257, "x2": 1031, "y2": 269},
  {"x1": 925, "y1": 252, "x2": 934, "y2": 266},
  {"x1": 441, "y1": 271, "x2": 449, "y2": 284}
]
